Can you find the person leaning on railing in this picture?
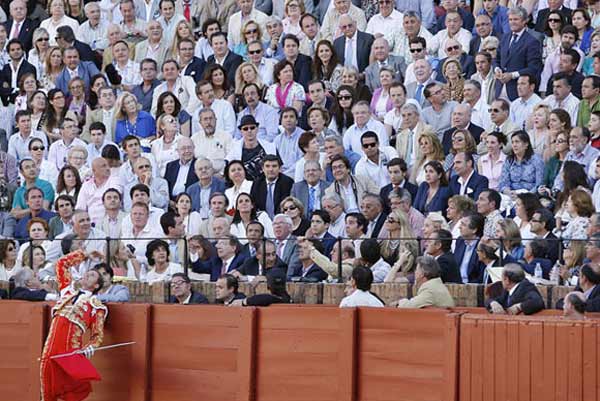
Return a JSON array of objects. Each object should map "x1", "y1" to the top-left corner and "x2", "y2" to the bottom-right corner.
[
  {"x1": 486, "y1": 263, "x2": 545, "y2": 315},
  {"x1": 396, "y1": 256, "x2": 455, "y2": 309}
]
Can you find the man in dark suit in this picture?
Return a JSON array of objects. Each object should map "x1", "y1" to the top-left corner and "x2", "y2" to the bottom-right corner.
[
  {"x1": 206, "y1": 31, "x2": 243, "y2": 87},
  {"x1": 11, "y1": 268, "x2": 58, "y2": 302},
  {"x1": 235, "y1": 240, "x2": 288, "y2": 279},
  {"x1": 495, "y1": 7, "x2": 542, "y2": 101},
  {"x1": 4, "y1": 0, "x2": 36, "y2": 52},
  {"x1": 282, "y1": 34, "x2": 312, "y2": 91},
  {"x1": 380, "y1": 158, "x2": 418, "y2": 212},
  {"x1": 168, "y1": 273, "x2": 209, "y2": 304},
  {"x1": 521, "y1": 239, "x2": 553, "y2": 279},
  {"x1": 0, "y1": 39, "x2": 36, "y2": 105},
  {"x1": 469, "y1": 14, "x2": 498, "y2": 57},
  {"x1": 454, "y1": 213, "x2": 485, "y2": 283},
  {"x1": 214, "y1": 235, "x2": 247, "y2": 281},
  {"x1": 435, "y1": 1, "x2": 475, "y2": 33},
  {"x1": 530, "y1": 208, "x2": 559, "y2": 264},
  {"x1": 274, "y1": 214, "x2": 302, "y2": 278},
  {"x1": 333, "y1": 14, "x2": 374, "y2": 74},
  {"x1": 291, "y1": 160, "x2": 331, "y2": 218},
  {"x1": 486, "y1": 263, "x2": 545, "y2": 315},
  {"x1": 308, "y1": 210, "x2": 336, "y2": 257},
  {"x1": 164, "y1": 137, "x2": 198, "y2": 201},
  {"x1": 178, "y1": 37, "x2": 206, "y2": 83},
  {"x1": 426, "y1": 229, "x2": 462, "y2": 283},
  {"x1": 299, "y1": 81, "x2": 334, "y2": 129},
  {"x1": 289, "y1": 238, "x2": 328, "y2": 282},
  {"x1": 441, "y1": 103, "x2": 484, "y2": 154},
  {"x1": 449, "y1": 152, "x2": 489, "y2": 200},
  {"x1": 250, "y1": 154, "x2": 294, "y2": 220},
  {"x1": 361, "y1": 194, "x2": 388, "y2": 239},
  {"x1": 534, "y1": 3, "x2": 572, "y2": 33},
  {"x1": 55, "y1": 47, "x2": 100, "y2": 96},
  {"x1": 56, "y1": 26, "x2": 100, "y2": 69}
]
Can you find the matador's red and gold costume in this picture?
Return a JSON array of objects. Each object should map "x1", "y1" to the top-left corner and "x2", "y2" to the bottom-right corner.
[{"x1": 40, "y1": 250, "x2": 108, "y2": 401}]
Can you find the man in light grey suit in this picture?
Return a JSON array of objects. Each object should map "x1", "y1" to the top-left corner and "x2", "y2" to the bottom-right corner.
[
  {"x1": 82, "y1": 87, "x2": 117, "y2": 142},
  {"x1": 134, "y1": 20, "x2": 169, "y2": 70},
  {"x1": 364, "y1": 38, "x2": 406, "y2": 92},
  {"x1": 405, "y1": 59, "x2": 438, "y2": 109},
  {"x1": 273, "y1": 214, "x2": 301, "y2": 279},
  {"x1": 291, "y1": 160, "x2": 331, "y2": 219}
]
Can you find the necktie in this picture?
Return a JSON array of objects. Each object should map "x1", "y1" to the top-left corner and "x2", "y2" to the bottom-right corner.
[
  {"x1": 277, "y1": 240, "x2": 285, "y2": 258},
  {"x1": 507, "y1": 293, "x2": 512, "y2": 307},
  {"x1": 415, "y1": 84, "x2": 424, "y2": 104},
  {"x1": 308, "y1": 187, "x2": 316, "y2": 213},
  {"x1": 406, "y1": 129, "x2": 414, "y2": 163},
  {"x1": 310, "y1": 39, "x2": 315, "y2": 55},
  {"x1": 183, "y1": 1, "x2": 191, "y2": 21},
  {"x1": 344, "y1": 38, "x2": 354, "y2": 67},
  {"x1": 11, "y1": 22, "x2": 20, "y2": 40},
  {"x1": 509, "y1": 33, "x2": 518, "y2": 50},
  {"x1": 266, "y1": 182, "x2": 275, "y2": 219},
  {"x1": 221, "y1": 260, "x2": 228, "y2": 275}
]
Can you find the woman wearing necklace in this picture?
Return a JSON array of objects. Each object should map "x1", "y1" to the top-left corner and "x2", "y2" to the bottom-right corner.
[
  {"x1": 28, "y1": 90, "x2": 49, "y2": 132},
  {"x1": 114, "y1": 92, "x2": 156, "y2": 148},
  {"x1": 152, "y1": 114, "x2": 181, "y2": 176}
]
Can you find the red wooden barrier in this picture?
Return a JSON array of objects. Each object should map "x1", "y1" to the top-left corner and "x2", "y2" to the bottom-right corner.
[
  {"x1": 356, "y1": 308, "x2": 459, "y2": 401},
  {"x1": 459, "y1": 313, "x2": 600, "y2": 401}
]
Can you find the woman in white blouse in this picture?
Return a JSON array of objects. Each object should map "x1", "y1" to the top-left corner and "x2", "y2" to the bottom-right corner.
[
  {"x1": 0, "y1": 239, "x2": 21, "y2": 281},
  {"x1": 28, "y1": 28, "x2": 51, "y2": 79},
  {"x1": 477, "y1": 131, "x2": 507, "y2": 191},
  {"x1": 265, "y1": 60, "x2": 305, "y2": 114},
  {"x1": 175, "y1": 193, "x2": 202, "y2": 237},
  {"x1": 229, "y1": 192, "x2": 274, "y2": 244},
  {"x1": 152, "y1": 114, "x2": 181, "y2": 176},
  {"x1": 224, "y1": 160, "x2": 253, "y2": 213},
  {"x1": 144, "y1": 239, "x2": 183, "y2": 284},
  {"x1": 40, "y1": 0, "x2": 80, "y2": 46}
]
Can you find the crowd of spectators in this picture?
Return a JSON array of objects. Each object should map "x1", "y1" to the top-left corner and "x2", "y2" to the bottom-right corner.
[{"x1": 1, "y1": 0, "x2": 600, "y2": 314}]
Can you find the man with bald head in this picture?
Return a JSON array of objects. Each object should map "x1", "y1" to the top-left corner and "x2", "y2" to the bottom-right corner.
[
  {"x1": 435, "y1": 38, "x2": 476, "y2": 84},
  {"x1": 406, "y1": 59, "x2": 437, "y2": 108},
  {"x1": 5, "y1": 0, "x2": 35, "y2": 51},
  {"x1": 333, "y1": 14, "x2": 374, "y2": 72},
  {"x1": 364, "y1": 37, "x2": 407, "y2": 92},
  {"x1": 441, "y1": 103, "x2": 484, "y2": 153},
  {"x1": 165, "y1": 137, "x2": 198, "y2": 201},
  {"x1": 76, "y1": 157, "x2": 123, "y2": 225},
  {"x1": 469, "y1": 14, "x2": 495, "y2": 57},
  {"x1": 320, "y1": 0, "x2": 367, "y2": 42}
]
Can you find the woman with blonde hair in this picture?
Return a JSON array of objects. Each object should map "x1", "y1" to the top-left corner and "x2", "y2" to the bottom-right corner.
[
  {"x1": 114, "y1": 91, "x2": 156, "y2": 145},
  {"x1": 282, "y1": 0, "x2": 305, "y2": 40},
  {"x1": 380, "y1": 209, "x2": 419, "y2": 267},
  {"x1": 233, "y1": 20, "x2": 263, "y2": 59},
  {"x1": 559, "y1": 241, "x2": 586, "y2": 285},
  {"x1": 233, "y1": 62, "x2": 265, "y2": 111},
  {"x1": 170, "y1": 20, "x2": 196, "y2": 59},
  {"x1": 39, "y1": 46, "x2": 64, "y2": 91},
  {"x1": 280, "y1": 196, "x2": 310, "y2": 236},
  {"x1": 411, "y1": 131, "x2": 445, "y2": 185},
  {"x1": 441, "y1": 58, "x2": 465, "y2": 103},
  {"x1": 151, "y1": 114, "x2": 181, "y2": 176},
  {"x1": 528, "y1": 103, "x2": 552, "y2": 160},
  {"x1": 28, "y1": 28, "x2": 51, "y2": 78},
  {"x1": 109, "y1": 240, "x2": 142, "y2": 279}
]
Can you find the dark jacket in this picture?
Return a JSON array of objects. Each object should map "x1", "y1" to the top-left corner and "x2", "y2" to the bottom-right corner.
[
  {"x1": 454, "y1": 238, "x2": 483, "y2": 283},
  {"x1": 522, "y1": 257, "x2": 553, "y2": 280},
  {"x1": 168, "y1": 290, "x2": 209, "y2": 304},
  {"x1": 380, "y1": 182, "x2": 418, "y2": 213},
  {"x1": 546, "y1": 70, "x2": 585, "y2": 99},
  {"x1": 437, "y1": 251, "x2": 462, "y2": 284},
  {"x1": 289, "y1": 263, "x2": 328, "y2": 282},
  {"x1": 183, "y1": 56, "x2": 207, "y2": 83},
  {"x1": 4, "y1": 18, "x2": 37, "y2": 51},
  {"x1": 164, "y1": 157, "x2": 199, "y2": 200},
  {"x1": 441, "y1": 123, "x2": 484, "y2": 154},
  {"x1": 74, "y1": 40, "x2": 101, "y2": 69},
  {"x1": 245, "y1": 292, "x2": 291, "y2": 306},
  {"x1": 250, "y1": 173, "x2": 294, "y2": 216},
  {"x1": 237, "y1": 257, "x2": 288, "y2": 277},
  {"x1": 449, "y1": 171, "x2": 489, "y2": 200},
  {"x1": 534, "y1": 7, "x2": 572, "y2": 33},
  {"x1": 369, "y1": 213, "x2": 388, "y2": 239},
  {"x1": 486, "y1": 279, "x2": 545, "y2": 315},
  {"x1": 11, "y1": 287, "x2": 48, "y2": 301},
  {"x1": 436, "y1": 53, "x2": 476, "y2": 83},
  {"x1": 0, "y1": 59, "x2": 36, "y2": 105},
  {"x1": 206, "y1": 51, "x2": 243, "y2": 86},
  {"x1": 333, "y1": 31, "x2": 375, "y2": 73},
  {"x1": 413, "y1": 183, "x2": 451, "y2": 215},
  {"x1": 292, "y1": 53, "x2": 313, "y2": 91}
]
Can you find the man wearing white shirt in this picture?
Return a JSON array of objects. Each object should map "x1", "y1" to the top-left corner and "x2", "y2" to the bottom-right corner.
[
  {"x1": 47, "y1": 118, "x2": 87, "y2": 172},
  {"x1": 510, "y1": 73, "x2": 542, "y2": 130},
  {"x1": 429, "y1": 11, "x2": 471, "y2": 59},
  {"x1": 392, "y1": 11, "x2": 433, "y2": 65},
  {"x1": 354, "y1": 131, "x2": 398, "y2": 188},
  {"x1": 322, "y1": 193, "x2": 346, "y2": 237},
  {"x1": 85, "y1": 122, "x2": 115, "y2": 167},
  {"x1": 192, "y1": 80, "x2": 236, "y2": 137},
  {"x1": 121, "y1": 202, "x2": 164, "y2": 264},
  {"x1": 542, "y1": 73, "x2": 580, "y2": 126},
  {"x1": 76, "y1": 157, "x2": 123, "y2": 226},
  {"x1": 343, "y1": 101, "x2": 388, "y2": 156},
  {"x1": 227, "y1": 0, "x2": 269, "y2": 47},
  {"x1": 118, "y1": 135, "x2": 159, "y2": 190},
  {"x1": 156, "y1": 0, "x2": 185, "y2": 45},
  {"x1": 365, "y1": 0, "x2": 403, "y2": 46},
  {"x1": 192, "y1": 108, "x2": 233, "y2": 175},
  {"x1": 77, "y1": 2, "x2": 108, "y2": 51},
  {"x1": 320, "y1": 0, "x2": 366, "y2": 42},
  {"x1": 151, "y1": 60, "x2": 199, "y2": 115},
  {"x1": 339, "y1": 266, "x2": 384, "y2": 307},
  {"x1": 8, "y1": 110, "x2": 48, "y2": 162},
  {"x1": 247, "y1": 40, "x2": 276, "y2": 86},
  {"x1": 463, "y1": 80, "x2": 492, "y2": 132}
]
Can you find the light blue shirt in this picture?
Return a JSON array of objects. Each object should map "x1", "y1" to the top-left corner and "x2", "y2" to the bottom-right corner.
[
  {"x1": 460, "y1": 239, "x2": 477, "y2": 284},
  {"x1": 509, "y1": 94, "x2": 542, "y2": 130},
  {"x1": 236, "y1": 102, "x2": 280, "y2": 142},
  {"x1": 498, "y1": 154, "x2": 544, "y2": 192},
  {"x1": 274, "y1": 127, "x2": 304, "y2": 178},
  {"x1": 553, "y1": 143, "x2": 600, "y2": 191}
]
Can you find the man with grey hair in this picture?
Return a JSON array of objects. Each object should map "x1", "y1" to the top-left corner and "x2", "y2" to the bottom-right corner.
[
  {"x1": 397, "y1": 255, "x2": 455, "y2": 308},
  {"x1": 227, "y1": 0, "x2": 269, "y2": 47},
  {"x1": 394, "y1": 102, "x2": 434, "y2": 167},
  {"x1": 391, "y1": 11, "x2": 434, "y2": 65},
  {"x1": 441, "y1": 103, "x2": 484, "y2": 153},
  {"x1": 462, "y1": 79, "x2": 492, "y2": 131},
  {"x1": 192, "y1": 108, "x2": 233, "y2": 175},
  {"x1": 486, "y1": 263, "x2": 545, "y2": 315},
  {"x1": 6, "y1": 0, "x2": 33, "y2": 51},
  {"x1": 364, "y1": 37, "x2": 406, "y2": 92},
  {"x1": 273, "y1": 213, "x2": 301, "y2": 277},
  {"x1": 322, "y1": 193, "x2": 346, "y2": 237},
  {"x1": 324, "y1": 135, "x2": 360, "y2": 182},
  {"x1": 320, "y1": 0, "x2": 367, "y2": 42},
  {"x1": 186, "y1": 158, "x2": 226, "y2": 218},
  {"x1": 494, "y1": 6, "x2": 542, "y2": 101},
  {"x1": 77, "y1": 2, "x2": 109, "y2": 51},
  {"x1": 333, "y1": 13, "x2": 374, "y2": 72},
  {"x1": 435, "y1": 38, "x2": 476, "y2": 84},
  {"x1": 264, "y1": 16, "x2": 285, "y2": 59},
  {"x1": 11, "y1": 268, "x2": 59, "y2": 301},
  {"x1": 291, "y1": 160, "x2": 331, "y2": 218},
  {"x1": 405, "y1": 59, "x2": 436, "y2": 109}
]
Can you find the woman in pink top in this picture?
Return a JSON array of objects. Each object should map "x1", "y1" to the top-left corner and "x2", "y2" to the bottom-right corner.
[{"x1": 477, "y1": 131, "x2": 507, "y2": 190}]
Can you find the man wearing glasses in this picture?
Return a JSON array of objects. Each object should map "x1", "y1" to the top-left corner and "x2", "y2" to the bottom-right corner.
[
  {"x1": 469, "y1": 14, "x2": 496, "y2": 57},
  {"x1": 354, "y1": 131, "x2": 398, "y2": 188},
  {"x1": 476, "y1": 0, "x2": 510, "y2": 36},
  {"x1": 168, "y1": 273, "x2": 209, "y2": 304},
  {"x1": 8, "y1": 110, "x2": 48, "y2": 162},
  {"x1": 392, "y1": 11, "x2": 433, "y2": 64},
  {"x1": 429, "y1": 11, "x2": 472, "y2": 59},
  {"x1": 435, "y1": 38, "x2": 475, "y2": 84}
]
